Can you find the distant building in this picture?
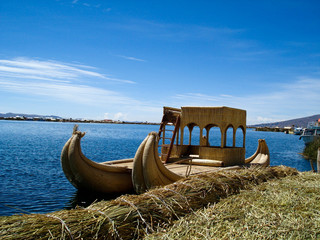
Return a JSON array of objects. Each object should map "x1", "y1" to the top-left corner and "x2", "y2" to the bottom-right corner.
[{"x1": 14, "y1": 116, "x2": 25, "y2": 120}]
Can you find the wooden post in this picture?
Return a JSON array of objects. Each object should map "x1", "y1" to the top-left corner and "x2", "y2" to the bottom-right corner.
[
  {"x1": 310, "y1": 159, "x2": 315, "y2": 172},
  {"x1": 317, "y1": 147, "x2": 320, "y2": 173}
]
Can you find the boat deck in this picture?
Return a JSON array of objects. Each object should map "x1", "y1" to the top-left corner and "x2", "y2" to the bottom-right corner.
[{"x1": 103, "y1": 158, "x2": 238, "y2": 177}]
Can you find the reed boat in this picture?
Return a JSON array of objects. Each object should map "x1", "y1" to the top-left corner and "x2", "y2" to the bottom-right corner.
[
  {"x1": 61, "y1": 106, "x2": 270, "y2": 194},
  {"x1": 61, "y1": 125, "x2": 133, "y2": 194}
]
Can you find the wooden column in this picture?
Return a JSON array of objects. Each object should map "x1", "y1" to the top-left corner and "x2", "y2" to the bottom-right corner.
[
  {"x1": 221, "y1": 129, "x2": 225, "y2": 148},
  {"x1": 180, "y1": 126, "x2": 184, "y2": 145},
  {"x1": 176, "y1": 128, "x2": 179, "y2": 145}
]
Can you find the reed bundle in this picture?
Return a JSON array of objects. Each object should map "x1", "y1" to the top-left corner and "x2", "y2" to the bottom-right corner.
[
  {"x1": 146, "y1": 170, "x2": 320, "y2": 239},
  {"x1": 0, "y1": 166, "x2": 298, "y2": 240}
]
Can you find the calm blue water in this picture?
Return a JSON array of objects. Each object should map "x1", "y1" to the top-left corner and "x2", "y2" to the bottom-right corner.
[{"x1": 0, "y1": 121, "x2": 311, "y2": 216}]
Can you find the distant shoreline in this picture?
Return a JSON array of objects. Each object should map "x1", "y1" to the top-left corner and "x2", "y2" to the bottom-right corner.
[
  {"x1": 0, "y1": 117, "x2": 160, "y2": 125},
  {"x1": 0, "y1": 118, "x2": 297, "y2": 133}
]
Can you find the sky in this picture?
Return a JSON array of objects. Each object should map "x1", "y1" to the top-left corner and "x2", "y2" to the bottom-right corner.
[{"x1": 0, "y1": 0, "x2": 319, "y2": 124}]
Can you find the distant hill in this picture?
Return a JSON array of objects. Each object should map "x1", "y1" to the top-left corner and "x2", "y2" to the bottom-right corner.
[
  {"x1": 250, "y1": 114, "x2": 320, "y2": 128},
  {"x1": 0, "y1": 112, "x2": 62, "y2": 119}
]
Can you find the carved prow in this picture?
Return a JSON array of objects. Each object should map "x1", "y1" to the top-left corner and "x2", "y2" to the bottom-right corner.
[
  {"x1": 132, "y1": 132, "x2": 182, "y2": 194},
  {"x1": 61, "y1": 127, "x2": 133, "y2": 194},
  {"x1": 245, "y1": 139, "x2": 270, "y2": 167}
]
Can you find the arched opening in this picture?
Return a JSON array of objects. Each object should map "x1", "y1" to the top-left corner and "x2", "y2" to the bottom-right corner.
[
  {"x1": 182, "y1": 126, "x2": 190, "y2": 145},
  {"x1": 182, "y1": 123, "x2": 200, "y2": 145},
  {"x1": 225, "y1": 125, "x2": 234, "y2": 147},
  {"x1": 207, "y1": 125, "x2": 221, "y2": 147},
  {"x1": 235, "y1": 126, "x2": 245, "y2": 148},
  {"x1": 190, "y1": 125, "x2": 201, "y2": 146},
  {"x1": 202, "y1": 128, "x2": 208, "y2": 146}
]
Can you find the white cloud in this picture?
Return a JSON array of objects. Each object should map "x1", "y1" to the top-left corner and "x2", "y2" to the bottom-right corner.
[
  {"x1": 0, "y1": 58, "x2": 168, "y2": 121},
  {"x1": 104, "y1": 113, "x2": 110, "y2": 119},
  {"x1": 0, "y1": 57, "x2": 140, "y2": 110},
  {"x1": 0, "y1": 79, "x2": 134, "y2": 105},
  {"x1": 109, "y1": 19, "x2": 244, "y2": 43},
  {"x1": 256, "y1": 116, "x2": 279, "y2": 124},
  {"x1": 0, "y1": 57, "x2": 135, "y2": 84},
  {"x1": 113, "y1": 112, "x2": 127, "y2": 120},
  {"x1": 0, "y1": 57, "x2": 160, "y2": 121},
  {"x1": 117, "y1": 55, "x2": 146, "y2": 62},
  {"x1": 103, "y1": 112, "x2": 128, "y2": 121},
  {"x1": 173, "y1": 93, "x2": 236, "y2": 105}
]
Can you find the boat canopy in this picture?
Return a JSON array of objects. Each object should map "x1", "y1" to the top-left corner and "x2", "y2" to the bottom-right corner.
[{"x1": 159, "y1": 106, "x2": 247, "y2": 166}]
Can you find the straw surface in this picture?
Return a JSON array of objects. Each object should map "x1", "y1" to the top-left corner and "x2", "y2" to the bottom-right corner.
[
  {"x1": 146, "y1": 170, "x2": 320, "y2": 239},
  {"x1": 0, "y1": 166, "x2": 298, "y2": 239}
]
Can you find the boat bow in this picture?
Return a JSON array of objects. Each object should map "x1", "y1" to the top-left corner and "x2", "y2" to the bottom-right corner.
[
  {"x1": 132, "y1": 132, "x2": 182, "y2": 194},
  {"x1": 61, "y1": 126, "x2": 133, "y2": 194},
  {"x1": 245, "y1": 139, "x2": 270, "y2": 167}
]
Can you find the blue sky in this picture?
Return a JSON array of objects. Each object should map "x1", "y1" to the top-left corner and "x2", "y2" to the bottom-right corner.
[{"x1": 0, "y1": 0, "x2": 319, "y2": 124}]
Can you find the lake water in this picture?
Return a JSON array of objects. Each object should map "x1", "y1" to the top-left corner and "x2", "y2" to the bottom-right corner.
[{"x1": 0, "y1": 120, "x2": 312, "y2": 216}]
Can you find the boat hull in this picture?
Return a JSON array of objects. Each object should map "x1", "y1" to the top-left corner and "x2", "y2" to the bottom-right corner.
[
  {"x1": 299, "y1": 122, "x2": 320, "y2": 145},
  {"x1": 61, "y1": 128, "x2": 133, "y2": 194},
  {"x1": 132, "y1": 132, "x2": 270, "y2": 193},
  {"x1": 61, "y1": 128, "x2": 270, "y2": 195},
  {"x1": 300, "y1": 135, "x2": 320, "y2": 145}
]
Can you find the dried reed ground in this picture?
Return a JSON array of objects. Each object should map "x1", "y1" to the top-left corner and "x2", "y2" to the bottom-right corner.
[
  {"x1": 146, "y1": 171, "x2": 320, "y2": 240},
  {"x1": 0, "y1": 166, "x2": 306, "y2": 239}
]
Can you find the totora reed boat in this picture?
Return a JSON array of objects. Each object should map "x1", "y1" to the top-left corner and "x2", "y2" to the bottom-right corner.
[{"x1": 61, "y1": 106, "x2": 270, "y2": 194}]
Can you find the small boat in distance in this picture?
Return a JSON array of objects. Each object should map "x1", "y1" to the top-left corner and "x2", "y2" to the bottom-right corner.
[
  {"x1": 299, "y1": 120, "x2": 320, "y2": 144},
  {"x1": 61, "y1": 106, "x2": 270, "y2": 194},
  {"x1": 294, "y1": 127, "x2": 303, "y2": 135}
]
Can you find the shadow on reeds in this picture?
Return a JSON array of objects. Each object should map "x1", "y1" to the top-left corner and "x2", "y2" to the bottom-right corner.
[{"x1": 64, "y1": 189, "x2": 135, "y2": 210}]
